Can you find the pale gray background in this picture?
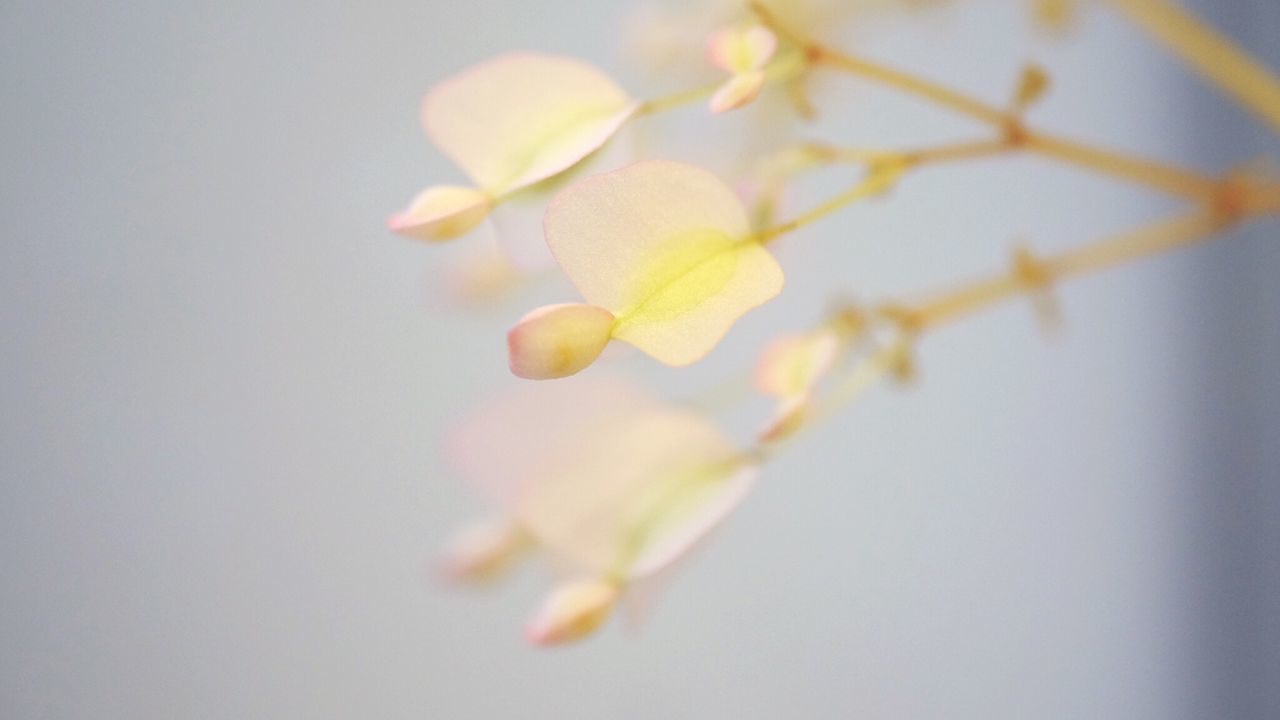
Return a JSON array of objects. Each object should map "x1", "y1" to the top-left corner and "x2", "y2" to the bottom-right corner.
[{"x1": 2, "y1": 0, "x2": 1277, "y2": 718}]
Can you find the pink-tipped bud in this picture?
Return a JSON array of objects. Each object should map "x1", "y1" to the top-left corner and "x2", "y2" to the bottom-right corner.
[
  {"x1": 388, "y1": 185, "x2": 491, "y2": 242},
  {"x1": 439, "y1": 519, "x2": 527, "y2": 583},
  {"x1": 709, "y1": 70, "x2": 766, "y2": 114},
  {"x1": 707, "y1": 25, "x2": 777, "y2": 74},
  {"x1": 507, "y1": 303, "x2": 616, "y2": 380},
  {"x1": 524, "y1": 578, "x2": 621, "y2": 646}
]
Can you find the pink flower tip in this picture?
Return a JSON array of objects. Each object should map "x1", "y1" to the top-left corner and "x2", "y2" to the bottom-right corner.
[
  {"x1": 508, "y1": 303, "x2": 616, "y2": 380},
  {"x1": 524, "y1": 578, "x2": 621, "y2": 646}
]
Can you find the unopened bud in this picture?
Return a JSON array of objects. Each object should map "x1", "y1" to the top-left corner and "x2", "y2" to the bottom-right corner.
[
  {"x1": 507, "y1": 303, "x2": 615, "y2": 379},
  {"x1": 439, "y1": 519, "x2": 528, "y2": 583},
  {"x1": 710, "y1": 70, "x2": 767, "y2": 114},
  {"x1": 388, "y1": 185, "x2": 491, "y2": 242},
  {"x1": 525, "y1": 578, "x2": 621, "y2": 646}
]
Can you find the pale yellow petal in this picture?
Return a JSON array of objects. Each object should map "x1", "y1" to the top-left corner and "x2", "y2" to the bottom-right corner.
[
  {"x1": 387, "y1": 185, "x2": 491, "y2": 242},
  {"x1": 438, "y1": 518, "x2": 527, "y2": 583},
  {"x1": 545, "y1": 160, "x2": 784, "y2": 367},
  {"x1": 707, "y1": 25, "x2": 777, "y2": 73},
  {"x1": 515, "y1": 407, "x2": 749, "y2": 579},
  {"x1": 524, "y1": 578, "x2": 620, "y2": 646},
  {"x1": 709, "y1": 70, "x2": 766, "y2": 113},
  {"x1": 446, "y1": 374, "x2": 660, "y2": 506},
  {"x1": 422, "y1": 52, "x2": 638, "y2": 195},
  {"x1": 507, "y1": 303, "x2": 616, "y2": 379}
]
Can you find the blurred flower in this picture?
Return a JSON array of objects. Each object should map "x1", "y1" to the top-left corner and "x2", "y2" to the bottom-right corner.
[
  {"x1": 707, "y1": 25, "x2": 778, "y2": 113},
  {"x1": 509, "y1": 160, "x2": 784, "y2": 377},
  {"x1": 525, "y1": 578, "x2": 622, "y2": 646},
  {"x1": 445, "y1": 374, "x2": 758, "y2": 644},
  {"x1": 390, "y1": 53, "x2": 639, "y2": 242},
  {"x1": 754, "y1": 306, "x2": 868, "y2": 441},
  {"x1": 439, "y1": 518, "x2": 530, "y2": 583},
  {"x1": 754, "y1": 328, "x2": 842, "y2": 441}
]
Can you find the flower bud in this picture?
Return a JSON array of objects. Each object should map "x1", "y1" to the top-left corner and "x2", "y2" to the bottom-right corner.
[
  {"x1": 388, "y1": 185, "x2": 491, "y2": 242},
  {"x1": 507, "y1": 303, "x2": 616, "y2": 379},
  {"x1": 707, "y1": 25, "x2": 776, "y2": 74},
  {"x1": 524, "y1": 578, "x2": 621, "y2": 646},
  {"x1": 438, "y1": 519, "x2": 527, "y2": 583},
  {"x1": 710, "y1": 70, "x2": 766, "y2": 114}
]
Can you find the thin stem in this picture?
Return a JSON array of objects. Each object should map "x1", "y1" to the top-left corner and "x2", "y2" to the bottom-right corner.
[
  {"x1": 754, "y1": 166, "x2": 902, "y2": 244},
  {"x1": 1109, "y1": 0, "x2": 1280, "y2": 135},
  {"x1": 752, "y1": 138, "x2": 1018, "y2": 244},
  {"x1": 779, "y1": 203, "x2": 1276, "y2": 446},
  {"x1": 1024, "y1": 133, "x2": 1220, "y2": 199},
  {"x1": 635, "y1": 50, "x2": 806, "y2": 117},
  {"x1": 751, "y1": 0, "x2": 1221, "y2": 201},
  {"x1": 811, "y1": 47, "x2": 1010, "y2": 126},
  {"x1": 635, "y1": 82, "x2": 721, "y2": 116},
  {"x1": 907, "y1": 208, "x2": 1237, "y2": 331}
]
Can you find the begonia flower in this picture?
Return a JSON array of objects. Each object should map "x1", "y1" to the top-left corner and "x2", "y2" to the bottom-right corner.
[
  {"x1": 508, "y1": 160, "x2": 785, "y2": 378},
  {"x1": 390, "y1": 53, "x2": 639, "y2": 242},
  {"x1": 754, "y1": 328, "x2": 843, "y2": 441},
  {"x1": 445, "y1": 374, "x2": 758, "y2": 644},
  {"x1": 438, "y1": 518, "x2": 529, "y2": 583},
  {"x1": 707, "y1": 25, "x2": 778, "y2": 113}
]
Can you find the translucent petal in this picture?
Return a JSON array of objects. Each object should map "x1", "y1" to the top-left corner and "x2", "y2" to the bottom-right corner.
[
  {"x1": 446, "y1": 374, "x2": 659, "y2": 507},
  {"x1": 545, "y1": 161, "x2": 784, "y2": 366},
  {"x1": 524, "y1": 578, "x2": 620, "y2": 646},
  {"x1": 514, "y1": 407, "x2": 751, "y2": 580},
  {"x1": 387, "y1": 185, "x2": 491, "y2": 242},
  {"x1": 422, "y1": 53, "x2": 638, "y2": 195},
  {"x1": 709, "y1": 70, "x2": 766, "y2": 113},
  {"x1": 507, "y1": 303, "x2": 616, "y2": 379},
  {"x1": 438, "y1": 518, "x2": 527, "y2": 583},
  {"x1": 708, "y1": 25, "x2": 777, "y2": 74}
]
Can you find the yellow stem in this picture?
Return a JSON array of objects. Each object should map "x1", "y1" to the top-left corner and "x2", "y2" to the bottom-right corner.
[
  {"x1": 754, "y1": 166, "x2": 903, "y2": 244},
  {"x1": 753, "y1": 138, "x2": 1019, "y2": 244},
  {"x1": 811, "y1": 47, "x2": 1010, "y2": 126},
  {"x1": 752, "y1": 0, "x2": 1220, "y2": 200},
  {"x1": 635, "y1": 82, "x2": 721, "y2": 116},
  {"x1": 907, "y1": 208, "x2": 1239, "y2": 331},
  {"x1": 1109, "y1": 0, "x2": 1280, "y2": 135},
  {"x1": 636, "y1": 51, "x2": 806, "y2": 117},
  {"x1": 1023, "y1": 132, "x2": 1220, "y2": 199}
]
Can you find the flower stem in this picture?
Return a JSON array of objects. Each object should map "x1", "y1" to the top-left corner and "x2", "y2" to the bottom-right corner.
[
  {"x1": 754, "y1": 166, "x2": 903, "y2": 244},
  {"x1": 751, "y1": 0, "x2": 1222, "y2": 201},
  {"x1": 1109, "y1": 0, "x2": 1280, "y2": 134},
  {"x1": 901, "y1": 207, "x2": 1243, "y2": 332}
]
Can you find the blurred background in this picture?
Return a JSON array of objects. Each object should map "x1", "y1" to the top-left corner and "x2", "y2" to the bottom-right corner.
[{"x1": 2, "y1": 0, "x2": 1277, "y2": 717}]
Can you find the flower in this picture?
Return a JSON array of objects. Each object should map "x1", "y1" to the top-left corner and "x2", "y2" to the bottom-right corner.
[
  {"x1": 438, "y1": 518, "x2": 529, "y2": 583},
  {"x1": 445, "y1": 374, "x2": 758, "y2": 643},
  {"x1": 707, "y1": 24, "x2": 778, "y2": 113},
  {"x1": 508, "y1": 160, "x2": 785, "y2": 378},
  {"x1": 389, "y1": 53, "x2": 639, "y2": 242},
  {"x1": 754, "y1": 327, "x2": 843, "y2": 441}
]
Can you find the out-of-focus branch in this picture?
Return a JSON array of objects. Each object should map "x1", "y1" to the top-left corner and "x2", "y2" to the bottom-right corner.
[{"x1": 1108, "y1": 0, "x2": 1280, "y2": 134}]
